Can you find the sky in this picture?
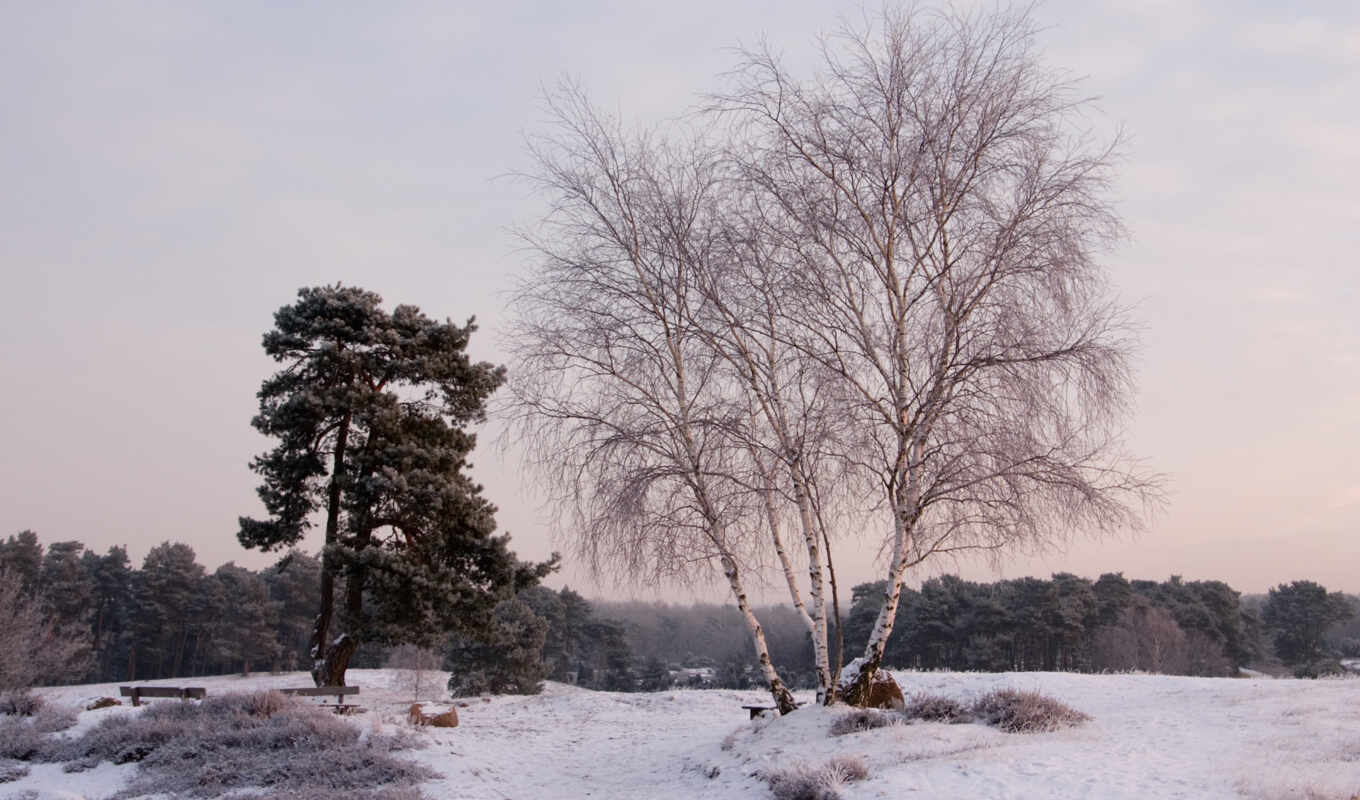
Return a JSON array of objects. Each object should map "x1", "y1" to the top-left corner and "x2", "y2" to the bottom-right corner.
[{"x1": 2, "y1": 0, "x2": 1357, "y2": 603}]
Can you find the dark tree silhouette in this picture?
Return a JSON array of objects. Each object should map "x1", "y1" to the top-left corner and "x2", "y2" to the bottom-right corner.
[{"x1": 239, "y1": 284, "x2": 555, "y2": 686}]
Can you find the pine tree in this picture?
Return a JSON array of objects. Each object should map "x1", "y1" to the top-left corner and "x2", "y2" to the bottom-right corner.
[
  {"x1": 0, "y1": 530, "x2": 43, "y2": 590},
  {"x1": 1264, "y1": 580, "x2": 1354, "y2": 676},
  {"x1": 445, "y1": 596, "x2": 548, "y2": 696},
  {"x1": 238, "y1": 285, "x2": 555, "y2": 686},
  {"x1": 41, "y1": 541, "x2": 95, "y2": 634},
  {"x1": 133, "y1": 542, "x2": 206, "y2": 679},
  {"x1": 263, "y1": 551, "x2": 322, "y2": 672},
  {"x1": 638, "y1": 656, "x2": 673, "y2": 691},
  {"x1": 212, "y1": 563, "x2": 281, "y2": 675},
  {"x1": 84, "y1": 546, "x2": 134, "y2": 681}
]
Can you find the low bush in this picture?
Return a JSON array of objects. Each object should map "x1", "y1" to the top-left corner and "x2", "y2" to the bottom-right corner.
[
  {"x1": 765, "y1": 765, "x2": 842, "y2": 800},
  {"x1": 972, "y1": 689, "x2": 1088, "y2": 733},
  {"x1": 235, "y1": 788, "x2": 427, "y2": 800},
  {"x1": 0, "y1": 716, "x2": 43, "y2": 760},
  {"x1": 0, "y1": 759, "x2": 31, "y2": 783},
  {"x1": 763, "y1": 755, "x2": 870, "y2": 800},
  {"x1": 903, "y1": 693, "x2": 971, "y2": 724},
  {"x1": 1293, "y1": 659, "x2": 1346, "y2": 679},
  {"x1": 823, "y1": 755, "x2": 869, "y2": 783},
  {"x1": 828, "y1": 708, "x2": 899, "y2": 737},
  {"x1": 0, "y1": 691, "x2": 43, "y2": 717},
  {"x1": 31, "y1": 703, "x2": 78, "y2": 733},
  {"x1": 44, "y1": 690, "x2": 434, "y2": 798}
]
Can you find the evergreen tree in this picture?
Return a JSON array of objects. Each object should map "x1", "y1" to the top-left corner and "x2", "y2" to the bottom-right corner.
[
  {"x1": 41, "y1": 541, "x2": 95, "y2": 635},
  {"x1": 638, "y1": 656, "x2": 673, "y2": 691},
  {"x1": 579, "y1": 618, "x2": 634, "y2": 691},
  {"x1": 445, "y1": 596, "x2": 548, "y2": 696},
  {"x1": 1263, "y1": 580, "x2": 1354, "y2": 676},
  {"x1": 263, "y1": 551, "x2": 322, "y2": 672},
  {"x1": 519, "y1": 586, "x2": 570, "y2": 679},
  {"x1": 84, "y1": 546, "x2": 134, "y2": 681},
  {"x1": 133, "y1": 542, "x2": 206, "y2": 679},
  {"x1": 1092, "y1": 572, "x2": 1133, "y2": 627},
  {"x1": 212, "y1": 563, "x2": 281, "y2": 675},
  {"x1": 0, "y1": 530, "x2": 43, "y2": 590},
  {"x1": 238, "y1": 285, "x2": 555, "y2": 686}
]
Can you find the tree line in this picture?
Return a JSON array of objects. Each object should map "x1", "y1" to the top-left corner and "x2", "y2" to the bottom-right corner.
[
  {"x1": 837, "y1": 571, "x2": 1360, "y2": 677},
  {"x1": 1, "y1": 530, "x2": 321, "y2": 685},
  {"x1": 8, "y1": 526, "x2": 1351, "y2": 691}
]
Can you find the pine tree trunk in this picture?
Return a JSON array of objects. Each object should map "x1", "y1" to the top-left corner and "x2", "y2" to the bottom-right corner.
[
  {"x1": 317, "y1": 635, "x2": 358, "y2": 686},
  {"x1": 310, "y1": 413, "x2": 351, "y2": 687}
]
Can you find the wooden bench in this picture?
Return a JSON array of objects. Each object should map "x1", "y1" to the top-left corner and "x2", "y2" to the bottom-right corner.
[
  {"x1": 741, "y1": 702, "x2": 806, "y2": 719},
  {"x1": 279, "y1": 686, "x2": 362, "y2": 713},
  {"x1": 119, "y1": 686, "x2": 207, "y2": 707}
]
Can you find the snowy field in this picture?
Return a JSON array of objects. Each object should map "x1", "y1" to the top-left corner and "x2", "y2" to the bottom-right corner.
[{"x1": 7, "y1": 668, "x2": 1359, "y2": 799}]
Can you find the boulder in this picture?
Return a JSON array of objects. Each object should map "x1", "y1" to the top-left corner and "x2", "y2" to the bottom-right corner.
[
  {"x1": 407, "y1": 703, "x2": 459, "y2": 728},
  {"x1": 428, "y1": 708, "x2": 459, "y2": 728},
  {"x1": 842, "y1": 667, "x2": 905, "y2": 710}
]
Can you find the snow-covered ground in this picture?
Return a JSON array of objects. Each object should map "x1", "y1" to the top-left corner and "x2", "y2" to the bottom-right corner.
[{"x1": 8, "y1": 668, "x2": 1360, "y2": 799}]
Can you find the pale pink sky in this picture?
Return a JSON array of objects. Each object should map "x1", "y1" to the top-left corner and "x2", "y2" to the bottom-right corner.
[{"x1": 2, "y1": 0, "x2": 1356, "y2": 601}]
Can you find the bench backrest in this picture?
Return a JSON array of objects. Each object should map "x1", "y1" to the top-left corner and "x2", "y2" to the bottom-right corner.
[
  {"x1": 119, "y1": 686, "x2": 206, "y2": 699},
  {"x1": 119, "y1": 685, "x2": 206, "y2": 702}
]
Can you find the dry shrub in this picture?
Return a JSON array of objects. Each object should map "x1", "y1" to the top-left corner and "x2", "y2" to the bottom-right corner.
[
  {"x1": 764, "y1": 756, "x2": 870, "y2": 800},
  {"x1": 0, "y1": 716, "x2": 43, "y2": 761},
  {"x1": 243, "y1": 689, "x2": 294, "y2": 718},
  {"x1": 972, "y1": 689, "x2": 1088, "y2": 733},
  {"x1": 823, "y1": 755, "x2": 869, "y2": 783},
  {"x1": 828, "y1": 708, "x2": 899, "y2": 737},
  {"x1": 31, "y1": 703, "x2": 78, "y2": 733},
  {"x1": 236, "y1": 787, "x2": 427, "y2": 800},
  {"x1": 0, "y1": 691, "x2": 43, "y2": 717},
  {"x1": 41, "y1": 690, "x2": 433, "y2": 797},
  {"x1": 903, "y1": 693, "x2": 971, "y2": 723},
  {"x1": 0, "y1": 759, "x2": 30, "y2": 783}
]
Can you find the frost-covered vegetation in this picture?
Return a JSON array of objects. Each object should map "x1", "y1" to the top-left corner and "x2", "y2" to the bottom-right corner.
[
  {"x1": 971, "y1": 689, "x2": 1090, "y2": 733},
  {"x1": 3, "y1": 689, "x2": 431, "y2": 799},
  {"x1": 828, "y1": 689, "x2": 1084, "y2": 736},
  {"x1": 762, "y1": 755, "x2": 870, "y2": 800}
]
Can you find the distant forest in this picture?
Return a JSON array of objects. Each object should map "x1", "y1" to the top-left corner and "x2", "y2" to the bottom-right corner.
[{"x1": 3, "y1": 530, "x2": 1356, "y2": 690}]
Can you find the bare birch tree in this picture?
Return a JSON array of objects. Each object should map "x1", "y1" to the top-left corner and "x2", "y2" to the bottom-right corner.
[
  {"x1": 713, "y1": 5, "x2": 1160, "y2": 701},
  {"x1": 507, "y1": 86, "x2": 799, "y2": 712},
  {"x1": 694, "y1": 220, "x2": 857, "y2": 703},
  {"x1": 0, "y1": 568, "x2": 91, "y2": 690}
]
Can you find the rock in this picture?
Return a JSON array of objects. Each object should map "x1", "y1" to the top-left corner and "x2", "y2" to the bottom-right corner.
[
  {"x1": 408, "y1": 703, "x2": 459, "y2": 728},
  {"x1": 842, "y1": 668, "x2": 905, "y2": 710},
  {"x1": 428, "y1": 708, "x2": 459, "y2": 727}
]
